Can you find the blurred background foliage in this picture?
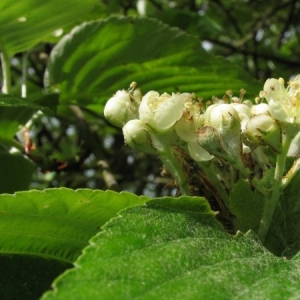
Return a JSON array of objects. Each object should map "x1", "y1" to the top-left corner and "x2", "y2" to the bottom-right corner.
[{"x1": 1, "y1": 0, "x2": 300, "y2": 196}]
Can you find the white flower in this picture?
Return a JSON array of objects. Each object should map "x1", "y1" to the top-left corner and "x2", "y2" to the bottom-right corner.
[
  {"x1": 263, "y1": 76, "x2": 300, "y2": 123},
  {"x1": 174, "y1": 95, "x2": 202, "y2": 143},
  {"x1": 139, "y1": 91, "x2": 184, "y2": 132},
  {"x1": 104, "y1": 90, "x2": 137, "y2": 127}
]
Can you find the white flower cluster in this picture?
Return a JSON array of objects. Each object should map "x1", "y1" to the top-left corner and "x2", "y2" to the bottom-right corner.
[
  {"x1": 104, "y1": 77, "x2": 300, "y2": 242},
  {"x1": 104, "y1": 77, "x2": 300, "y2": 199}
]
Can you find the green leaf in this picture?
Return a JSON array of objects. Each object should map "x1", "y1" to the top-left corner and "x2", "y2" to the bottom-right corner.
[
  {"x1": 0, "y1": 147, "x2": 35, "y2": 193},
  {"x1": 229, "y1": 179, "x2": 264, "y2": 232},
  {"x1": 0, "y1": 94, "x2": 57, "y2": 114},
  {"x1": 0, "y1": 188, "x2": 148, "y2": 263},
  {"x1": 46, "y1": 16, "x2": 260, "y2": 111},
  {"x1": 150, "y1": 8, "x2": 222, "y2": 38},
  {"x1": 41, "y1": 196, "x2": 300, "y2": 300},
  {"x1": 0, "y1": 0, "x2": 105, "y2": 56}
]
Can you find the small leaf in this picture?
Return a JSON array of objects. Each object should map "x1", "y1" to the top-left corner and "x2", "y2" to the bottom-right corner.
[
  {"x1": 41, "y1": 196, "x2": 300, "y2": 300},
  {"x1": 229, "y1": 179, "x2": 265, "y2": 232},
  {"x1": 0, "y1": 188, "x2": 148, "y2": 263}
]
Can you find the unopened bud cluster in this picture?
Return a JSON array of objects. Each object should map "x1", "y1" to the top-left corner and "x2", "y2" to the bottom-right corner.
[{"x1": 104, "y1": 76, "x2": 300, "y2": 223}]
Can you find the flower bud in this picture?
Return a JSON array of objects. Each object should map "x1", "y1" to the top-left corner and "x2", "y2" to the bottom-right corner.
[
  {"x1": 139, "y1": 91, "x2": 184, "y2": 132},
  {"x1": 208, "y1": 104, "x2": 243, "y2": 161},
  {"x1": 251, "y1": 103, "x2": 269, "y2": 115},
  {"x1": 132, "y1": 88, "x2": 142, "y2": 105},
  {"x1": 246, "y1": 114, "x2": 282, "y2": 152},
  {"x1": 122, "y1": 120, "x2": 157, "y2": 154},
  {"x1": 208, "y1": 104, "x2": 240, "y2": 131},
  {"x1": 104, "y1": 90, "x2": 137, "y2": 127},
  {"x1": 242, "y1": 100, "x2": 253, "y2": 109},
  {"x1": 197, "y1": 126, "x2": 223, "y2": 156}
]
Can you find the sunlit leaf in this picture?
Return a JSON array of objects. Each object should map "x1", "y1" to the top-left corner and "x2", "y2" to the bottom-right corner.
[
  {"x1": 0, "y1": 0, "x2": 105, "y2": 56},
  {"x1": 42, "y1": 196, "x2": 300, "y2": 300}
]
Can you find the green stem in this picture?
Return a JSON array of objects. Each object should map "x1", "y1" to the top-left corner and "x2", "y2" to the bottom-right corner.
[
  {"x1": 21, "y1": 51, "x2": 29, "y2": 98},
  {"x1": 250, "y1": 177, "x2": 268, "y2": 197},
  {"x1": 160, "y1": 147, "x2": 190, "y2": 195},
  {"x1": 258, "y1": 126, "x2": 295, "y2": 243},
  {"x1": 282, "y1": 157, "x2": 300, "y2": 189},
  {"x1": 222, "y1": 154, "x2": 268, "y2": 197},
  {"x1": 0, "y1": 139, "x2": 23, "y2": 152},
  {"x1": 197, "y1": 161, "x2": 229, "y2": 208},
  {"x1": 1, "y1": 49, "x2": 12, "y2": 94},
  {"x1": 143, "y1": 128, "x2": 190, "y2": 195}
]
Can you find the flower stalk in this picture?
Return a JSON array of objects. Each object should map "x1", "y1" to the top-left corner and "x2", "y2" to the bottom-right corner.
[
  {"x1": 1, "y1": 49, "x2": 12, "y2": 94},
  {"x1": 258, "y1": 124, "x2": 296, "y2": 242}
]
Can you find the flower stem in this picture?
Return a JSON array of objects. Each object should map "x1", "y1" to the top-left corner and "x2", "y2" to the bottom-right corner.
[
  {"x1": 21, "y1": 51, "x2": 29, "y2": 98},
  {"x1": 197, "y1": 161, "x2": 229, "y2": 208},
  {"x1": 281, "y1": 157, "x2": 300, "y2": 189},
  {"x1": 160, "y1": 147, "x2": 190, "y2": 195},
  {"x1": 149, "y1": 129, "x2": 190, "y2": 195},
  {"x1": 258, "y1": 126, "x2": 295, "y2": 243},
  {"x1": 1, "y1": 49, "x2": 12, "y2": 94}
]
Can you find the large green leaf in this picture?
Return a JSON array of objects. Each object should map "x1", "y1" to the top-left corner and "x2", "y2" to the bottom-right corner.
[
  {"x1": 0, "y1": 188, "x2": 148, "y2": 263},
  {"x1": 46, "y1": 16, "x2": 260, "y2": 112},
  {"x1": 41, "y1": 196, "x2": 300, "y2": 299},
  {"x1": 0, "y1": 0, "x2": 105, "y2": 56}
]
